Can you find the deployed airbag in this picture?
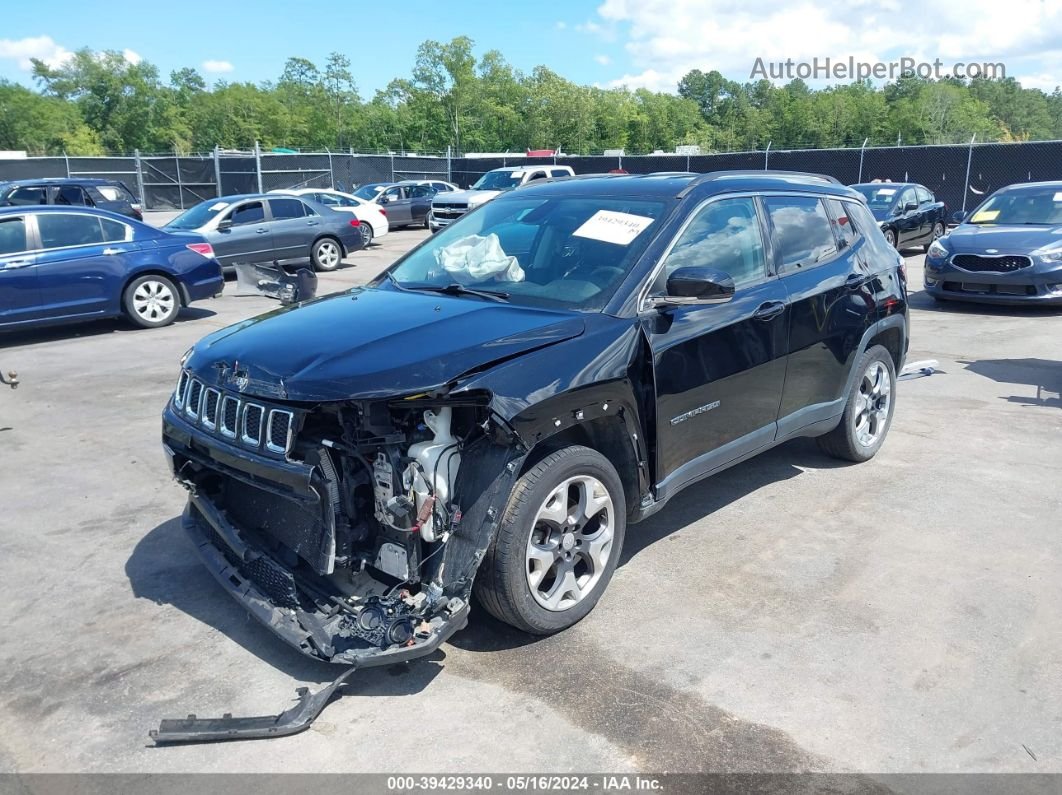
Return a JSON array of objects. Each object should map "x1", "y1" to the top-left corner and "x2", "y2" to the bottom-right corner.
[{"x1": 436, "y1": 234, "x2": 525, "y2": 282}]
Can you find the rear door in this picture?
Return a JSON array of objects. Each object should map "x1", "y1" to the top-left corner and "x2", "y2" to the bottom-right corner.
[
  {"x1": 646, "y1": 196, "x2": 789, "y2": 487},
  {"x1": 3, "y1": 185, "x2": 49, "y2": 207},
  {"x1": 0, "y1": 214, "x2": 41, "y2": 326},
  {"x1": 894, "y1": 187, "x2": 922, "y2": 247},
  {"x1": 267, "y1": 197, "x2": 314, "y2": 261},
  {"x1": 769, "y1": 195, "x2": 875, "y2": 435},
  {"x1": 378, "y1": 186, "x2": 410, "y2": 225},
  {"x1": 53, "y1": 184, "x2": 92, "y2": 209},
  {"x1": 407, "y1": 184, "x2": 434, "y2": 224},
  {"x1": 212, "y1": 200, "x2": 272, "y2": 267},
  {"x1": 33, "y1": 212, "x2": 133, "y2": 320},
  {"x1": 91, "y1": 182, "x2": 138, "y2": 218}
]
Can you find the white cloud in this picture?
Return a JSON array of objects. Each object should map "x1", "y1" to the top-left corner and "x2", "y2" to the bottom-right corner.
[
  {"x1": 555, "y1": 21, "x2": 567, "y2": 30},
  {"x1": 594, "y1": 0, "x2": 1062, "y2": 92},
  {"x1": 122, "y1": 48, "x2": 142, "y2": 65},
  {"x1": 202, "y1": 59, "x2": 234, "y2": 74},
  {"x1": 594, "y1": 54, "x2": 611, "y2": 66},
  {"x1": 0, "y1": 35, "x2": 72, "y2": 70}
]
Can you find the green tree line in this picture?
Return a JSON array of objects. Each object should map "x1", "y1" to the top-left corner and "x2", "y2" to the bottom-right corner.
[{"x1": 1, "y1": 37, "x2": 1060, "y2": 156}]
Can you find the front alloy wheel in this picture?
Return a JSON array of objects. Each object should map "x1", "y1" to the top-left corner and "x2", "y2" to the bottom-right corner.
[
  {"x1": 476, "y1": 445, "x2": 626, "y2": 634},
  {"x1": 526, "y1": 475, "x2": 615, "y2": 612}
]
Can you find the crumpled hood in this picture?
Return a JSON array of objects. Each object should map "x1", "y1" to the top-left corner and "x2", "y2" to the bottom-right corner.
[
  {"x1": 185, "y1": 287, "x2": 585, "y2": 401},
  {"x1": 943, "y1": 224, "x2": 1062, "y2": 255},
  {"x1": 433, "y1": 189, "x2": 502, "y2": 207}
]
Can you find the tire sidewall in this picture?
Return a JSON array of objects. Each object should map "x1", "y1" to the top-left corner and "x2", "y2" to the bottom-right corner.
[
  {"x1": 312, "y1": 237, "x2": 341, "y2": 271},
  {"x1": 123, "y1": 274, "x2": 179, "y2": 329},
  {"x1": 884, "y1": 227, "x2": 897, "y2": 248},
  {"x1": 487, "y1": 446, "x2": 627, "y2": 634}
]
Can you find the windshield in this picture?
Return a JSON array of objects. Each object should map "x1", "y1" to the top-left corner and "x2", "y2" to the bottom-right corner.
[
  {"x1": 354, "y1": 184, "x2": 387, "y2": 201},
  {"x1": 166, "y1": 199, "x2": 232, "y2": 230},
  {"x1": 472, "y1": 171, "x2": 524, "y2": 191},
  {"x1": 967, "y1": 188, "x2": 1062, "y2": 225},
  {"x1": 384, "y1": 194, "x2": 668, "y2": 312},
  {"x1": 853, "y1": 185, "x2": 900, "y2": 210}
]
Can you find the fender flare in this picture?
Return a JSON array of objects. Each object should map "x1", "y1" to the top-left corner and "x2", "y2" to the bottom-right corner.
[{"x1": 839, "y1": 313, "x2": 908, "y2": 401}]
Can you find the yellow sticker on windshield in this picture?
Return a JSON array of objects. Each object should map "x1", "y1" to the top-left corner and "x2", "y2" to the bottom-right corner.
[{"x1": 970, "y1": 209, "x2": 999, "y2": 222}]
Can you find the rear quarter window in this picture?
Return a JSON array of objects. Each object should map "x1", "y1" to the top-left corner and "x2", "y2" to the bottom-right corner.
[
  {"x1": 764, "y1": 196, "x2": 838, "y2": 274},
  {"x1": 0, "y1": 217, "x2": 27, "y2": 255},
  {"x1": 37, "y1": 214, "x2": 105, "y2": 248}
]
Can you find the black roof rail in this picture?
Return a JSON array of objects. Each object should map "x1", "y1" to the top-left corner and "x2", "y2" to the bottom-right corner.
[{"x1": 677, "y1": 169, "x2": 842, "y2": 197}]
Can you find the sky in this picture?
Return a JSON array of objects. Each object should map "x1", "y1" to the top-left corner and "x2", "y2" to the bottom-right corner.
[{"x1": 0, "y1": 0, "x2": 1060, "y2": 95}]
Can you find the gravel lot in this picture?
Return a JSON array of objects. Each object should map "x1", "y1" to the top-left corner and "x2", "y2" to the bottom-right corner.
[{"x1": 0, "y1": 228, "x2": 1059, "y2": 775}]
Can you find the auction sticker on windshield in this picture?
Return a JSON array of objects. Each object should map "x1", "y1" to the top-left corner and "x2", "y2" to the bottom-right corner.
[{"x1": 573, "y1": 209, "x2": 655, "y2": 245}]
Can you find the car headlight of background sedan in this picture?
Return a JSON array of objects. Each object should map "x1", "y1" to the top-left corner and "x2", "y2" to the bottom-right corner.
[
  {"x1": 926, "y1": 240, "x2": 949, "y2": 259},
  {"x1": 1035, "y1": 248, "x2": 1062, "y2": 263}
]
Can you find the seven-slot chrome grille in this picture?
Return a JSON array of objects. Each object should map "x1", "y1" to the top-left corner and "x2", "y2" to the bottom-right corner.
[{"x1": 173, "y1": 371, "x2": 294, "y2": 456}]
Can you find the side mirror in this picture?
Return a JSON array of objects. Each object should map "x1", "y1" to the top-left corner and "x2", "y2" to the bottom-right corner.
[
  {"x1": 951, "y1": 210, "x2": 967, "y2": 224},
  {"x1": 217, "y1": 218, "x2": 232, "y2": 231},
  {"x1": 652, "y1": 266, "x2": 735, "y2": 308},
  {"x1": 903, "y1": 201, "x2": 918, "y2": 213}
]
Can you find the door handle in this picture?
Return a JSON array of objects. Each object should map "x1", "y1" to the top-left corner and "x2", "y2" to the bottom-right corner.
[
  {"x1": 845, "y1": 273, "x2": 870, "y2": 290},
  {"x1": 255, "y1": 228, "x2": 269, "y2": 234},
  {"x1": 2, "y1": 259, "x2": 33, "y2": 269},
  {"x1": 753, "y1": 301, "x2": 786, "y2": 321},
  {"x1": 306, "y1": 220, "x2": 319, "y2": 226},
  {"x1": 103, "y1": 247, "x2": 125, "y2": 255}
]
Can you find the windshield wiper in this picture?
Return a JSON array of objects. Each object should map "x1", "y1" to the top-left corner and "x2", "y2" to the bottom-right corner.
[{"x1": 401, "y1": 282, "x2": 510, "y2": 302}]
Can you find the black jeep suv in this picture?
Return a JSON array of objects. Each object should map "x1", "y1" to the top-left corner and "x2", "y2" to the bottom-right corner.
[{"x1": 163, "y1": 171, "x2": 908, "y2": 669}]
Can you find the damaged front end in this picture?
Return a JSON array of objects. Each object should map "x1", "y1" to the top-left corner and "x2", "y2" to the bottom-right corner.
[{"x1": 162, "y1": 373, "x2": 526, "y2": 669}]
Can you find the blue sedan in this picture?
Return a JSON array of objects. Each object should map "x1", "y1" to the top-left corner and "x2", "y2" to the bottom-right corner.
[
  {"x1": 0, "y1": 206, "x2": 223, "y2": 331},
  {"x1": 925, "y1": 181, "x2": 1062, "y2": 305}
]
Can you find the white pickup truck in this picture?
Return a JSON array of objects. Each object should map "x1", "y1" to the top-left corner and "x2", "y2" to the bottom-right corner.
[{"x1": 428, "y1": 165, "x2": 575, "y2": 232}]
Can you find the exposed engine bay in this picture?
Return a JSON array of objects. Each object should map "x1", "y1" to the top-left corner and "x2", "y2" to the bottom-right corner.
[{"x1": 165, "y1": 384, "x2": 525, "y2": 667}]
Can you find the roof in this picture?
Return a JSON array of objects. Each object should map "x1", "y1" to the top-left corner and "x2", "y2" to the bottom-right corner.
[
  {"x1": 514, "y1": 171, "x2": 860, "y2": 200},
  {"x1": 0, "y1": 204, "x2": 146, "y2": 223},
  {"x1": 850, "y1": 182, "x2": 921, "y2": 189},
  {"x1": 995, "y1": 180, "x2": 1062, "y2": 192},
  {"x1": 0, "y1": 177, "x2": 129, "y2": 187}
]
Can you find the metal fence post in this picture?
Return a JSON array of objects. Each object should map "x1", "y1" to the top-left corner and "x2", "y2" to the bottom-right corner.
[
  {"x1": 764, "y1": 141, "x2": 772, "y2": 170},
  {"x1": 134, "y1": 149, "x2": 146, "y2": 207},
  {"x1": 686, "y1": 153, "x2": 691, "y2": 171},
  {"x1": 174, "y1": 148, "x2": 185, "y2": 210},
  {"x1": 63, "y1": 150, "x2": 70, "y2": 177},
  {"x1": 254, "y1": 141, "x2": 264, "y2": 193},
  {"x1": 390, "y1": 152, "x2": 395, "y2": 182},
  {"x1": 962, "y1": 134, "x2": 976, "y2": 213},
  {"x1": 617, "y1": 151, "x2": 622, "y2": 172},
  {"x1": 857, "y1": 137, "x2": 868, "y2": 182},
  {"x1": 446, "y1": 146, "x2": 452, "y2": 183},
  {"x1": 213, "y1": 145, "x2": 222, "y2": 197},
  {"x1": 326, "y1": 148, "x2": 334, "y2": 188}
]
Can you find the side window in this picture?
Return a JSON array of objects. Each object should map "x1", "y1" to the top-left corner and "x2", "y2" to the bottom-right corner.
[
  {"x1": 408, "y1": 185, "x2": 432, "y2": 199},
  {"x1": 826, "y1": 198, "x2": 859, "y2": 250},
  {"x1": 316, "y1": 193, "x2": 343, "y2": 207},
  {"x1": 898, "y1": 188, "x2": 916, "y2": 211},
  {"x1": 763, "y1": 196, "x2": 838, "y2": 274},
  {"x1": 549, "y1": 169, "x2": 570, "y2": 178},
  {"x1": 525, "y1": 171, "x2": 548, "y2": 183},
  {"x1": 382, "y1": 187, "x2": 403, "y2": 202},
  {"x1": 229, "y1": 201, "x2": 265, "y2": 226},
  {"x1": 37, "y1": 214, "x2": 105, "y2": 249},
  {"x1": 99, "y1": 218, "x2": 130, "y2": 242},
  {"x1": 662, "y1": 197, "x2": 767, "y2": 288},
  {"x1": 915, "y1": 186, "x2": 933, "y2": 205},
  {"x1": 269, "y1": 198, "x2": 306, "y2": 219},
  {"x1": 847, "y1": 200, "x2": 897, "y2": 262},
  {"x1": 431, "y1": 182, "x2": 451, "y2": 192},
  {"x1": 6, "y1": 186, "x2": 48, "y2": 206},
  {"x1": 0, "y1": 217, "x2": 27, "y2": 255},
  {"x1": 55, "y1": 186, "x2": 90, "y2": 206}
]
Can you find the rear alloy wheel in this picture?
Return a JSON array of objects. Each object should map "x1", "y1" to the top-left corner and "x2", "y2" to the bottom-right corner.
[
  {"x1": 360, "y1": 222, "x2": 374, "y2": 247},
  {"x1": 817, "y1": 344, "x2": 896, "y2": 463},
  {"x1": 123, "y1": 275, "x2": 179, "y2": 329},
  {"x1": 924, "y1": 222, "x2": 945, "y2": 252},
  {"x1": 475, "y1": 445, "x2": 626, "y2": 634},
  {"x1": 312, "y1": 237, "x2": 342, "y2": 271},
  {"x1": 883, "y1": 228, "x2": 897, "y2": 248}
]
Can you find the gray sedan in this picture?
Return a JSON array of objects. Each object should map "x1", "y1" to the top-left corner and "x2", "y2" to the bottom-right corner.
[{"x1": 164, "y1": 194, "x2": 365, "y2": 272}]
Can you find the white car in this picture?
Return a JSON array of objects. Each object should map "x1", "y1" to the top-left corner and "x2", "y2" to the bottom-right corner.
[{"x1": 269, "y1": 188, "x2": 389, "y2": 245}]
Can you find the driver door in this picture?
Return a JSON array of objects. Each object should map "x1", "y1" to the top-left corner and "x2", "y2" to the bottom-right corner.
[
  {"x1": 211, "y1": 199, "x2": 273, "y2": 268},
  {"x1": 378, "y1": 187, "x2": 411, "y2": 226},
  {"x1": 644, "y1": 196, "x2": 789, "y2": 490}
]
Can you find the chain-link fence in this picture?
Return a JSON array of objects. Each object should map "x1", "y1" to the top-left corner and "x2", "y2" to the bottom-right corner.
[{"x1": 3, "y1": 139, "x2": 1061, "y2": 212}]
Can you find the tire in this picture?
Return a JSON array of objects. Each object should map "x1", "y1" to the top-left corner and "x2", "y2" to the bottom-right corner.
[
  {"x1": 361, "y1": 223, "x2": 374, "y2": 247},
  {"x1": 422, "y1": 212, "x2": 431, "y2": 230},
  {"x1": 475, "y1": 445, "x2": 626, "y2": 635},
  {"x1": 311, "y1": 237, "x2": 342, "y2": 272},
  {"x1": 883, "y1": 227, "x2": 897, "y2": 248},
  {"x1": 817, "y1": 344, "x2": 896, "y2": 463},
  {"x1": 123, "y1": 274, "x2": 180, "y2": 329},
  {"x1": 924, "y1": 221, "x2": 945, "y2": 252}
]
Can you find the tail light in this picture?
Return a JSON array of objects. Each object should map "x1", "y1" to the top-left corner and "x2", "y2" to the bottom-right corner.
[
  {"x1": 349, "y1": 218, "x2": 361, "y2": 227},
  {"x1": 378, "y1": 208, "x2": 387, "y2": 216},
  {"x1": 186, "y1": 242, "x2": 216, "y2": 258}
]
